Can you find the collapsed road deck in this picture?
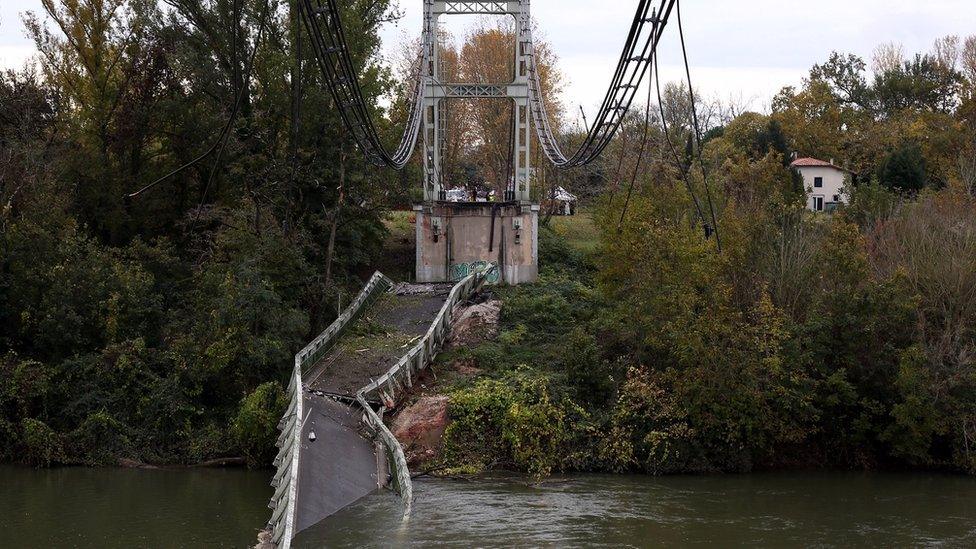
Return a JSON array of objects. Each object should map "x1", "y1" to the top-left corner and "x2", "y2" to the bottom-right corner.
[{"x1": 290, "y1": 283, "x2": 453, "y2": 535}]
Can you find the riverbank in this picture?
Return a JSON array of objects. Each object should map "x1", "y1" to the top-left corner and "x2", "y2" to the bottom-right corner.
[{"x1": 382, "y1": 206, "x2": 976, "y2": 478}]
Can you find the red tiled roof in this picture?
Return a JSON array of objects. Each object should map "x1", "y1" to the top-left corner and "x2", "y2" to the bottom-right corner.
[{"x1": 790, "y1": 157, "x2": 853, "y2": 172}]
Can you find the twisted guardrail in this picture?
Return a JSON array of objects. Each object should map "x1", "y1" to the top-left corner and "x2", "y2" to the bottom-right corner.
[
  {"x1": 357, "y1": 264, "x2": 495, "y2": 510},
  {"x1": 267, "y1": 271, "x2": 393, "y2": 549},
  {"x1": 267, "y1": 265, "x2": 492, "y2": 546}
]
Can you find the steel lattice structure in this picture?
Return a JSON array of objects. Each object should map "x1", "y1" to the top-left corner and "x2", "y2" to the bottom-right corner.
[{"x1": 301, "y1": 0, "x2": 677, "y2": 201}]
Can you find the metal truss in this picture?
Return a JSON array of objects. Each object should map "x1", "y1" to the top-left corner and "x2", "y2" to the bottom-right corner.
[
  {"x1": 303, "y1": 0, "x2": 678, "y2": 190},
  {"x1": 443, "y1": 84, "x2": 506, "y2": 97},
  {"x1": 438, "y1": 1, "x2": 511, "y2": 14},
  {"x1": 421, "y1": 1, "x2": 531, "y2": 201}
]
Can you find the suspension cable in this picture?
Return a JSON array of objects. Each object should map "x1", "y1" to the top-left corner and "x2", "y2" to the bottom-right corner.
[
  {"x1": 299, "y1": 0, "x2": 430, "y2": 168},
  {"x1": 654, "y1": 50, "x2": 707, "y2": 230},
  {"x1": 305, "y1": 0, "x2": 676, "y2": 171},
  {"x1": 676, "y1": 0, "x2": 721, "y2": 251},
  {"x1": 524, "y1": 0, "x2": 676, "y2": 168},
  {"x1": 126, "y1": 0, "x2": 270, "y2": 201},
  {"x1": 617, "y1": 11, "x2": 659, "y2": 231}
]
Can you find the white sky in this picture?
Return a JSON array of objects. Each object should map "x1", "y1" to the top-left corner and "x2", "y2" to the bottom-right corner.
[{"x1": 4, "y1": 0, "x2": 976, "y2": 119}]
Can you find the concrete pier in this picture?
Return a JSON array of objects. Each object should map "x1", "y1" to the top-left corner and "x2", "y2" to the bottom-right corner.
[{"x1": 414, "y1": 201, "x2": 539, "y2": 285}]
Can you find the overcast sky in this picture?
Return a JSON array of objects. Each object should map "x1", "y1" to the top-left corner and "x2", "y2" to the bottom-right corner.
[{"x1": 3, "y1": 0, "x2": 975, "y2": 120}]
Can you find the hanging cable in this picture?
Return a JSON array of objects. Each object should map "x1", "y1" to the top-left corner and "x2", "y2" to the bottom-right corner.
[
  {"x1": 126, "y1": 0, "x2": 271, "y2": 202},
  {"x1": 604, "y1": 123, "x2": 631, "y2": 209},
  {"x1": 525, "y1": 0, "x2": 677, "y2": 168},
  {"x1": 196, "y1": 0, "x2": 271, "y2": 214},
  {"x1": 676, "y1": 0, "x2": 721, "y2": 250},
  {"x1": 617, "y1": 11, "x2": 659, "y2": 231},
  {"x1": 654, "y1": 50, "x2": 707, "y2": 230}
]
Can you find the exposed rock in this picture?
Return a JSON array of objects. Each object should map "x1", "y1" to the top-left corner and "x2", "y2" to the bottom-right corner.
[
  {"x1": 391, "y1": 396, "x2": 450, "y2": 468},
  {"x1": 448, "y1": 299, "x2": 501, "y2": 349}
]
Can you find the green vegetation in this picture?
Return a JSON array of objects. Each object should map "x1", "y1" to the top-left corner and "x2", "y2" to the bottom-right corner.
[
  {"x1": 375, "y1": 211, "x2": 417, "y2": 282},
  {"x1": 2, "y1": 0, "x2": 974, "y2": 484},
  {"x1": 441, "y1": 38, "x2": 976, "y2": 477},
  {"x1": 0, "y1": 0, "x2": 403, "y2": 467},
  {"x1": 549, "y1": 212, "x2": 600, "y2": 255},
  {"x1": 444, "y1": 190, "x2": 976, "y2": 476}
]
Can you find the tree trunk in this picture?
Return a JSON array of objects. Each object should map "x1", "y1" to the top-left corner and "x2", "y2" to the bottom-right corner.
[{"x1": 324, "y1": 151, "x2": 346, "y2": 285}]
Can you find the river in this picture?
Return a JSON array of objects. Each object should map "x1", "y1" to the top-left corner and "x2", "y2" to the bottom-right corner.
[{"x1": 3, "y1": 467, "x2": 975, "y2": 547}]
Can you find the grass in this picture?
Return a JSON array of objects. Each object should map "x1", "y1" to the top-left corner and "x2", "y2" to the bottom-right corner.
[
  {"x1": 548, "y1": 210, "x2": 600, "y2": 255},
  {"x1": 384, "y1": 210, "x2": 414, "y2": 239},
  {"x1": 377, "y1": 210, "x2": 416, "y2": 282}
]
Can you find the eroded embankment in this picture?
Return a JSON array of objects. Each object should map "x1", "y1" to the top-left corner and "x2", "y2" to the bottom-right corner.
[{"x1": 386, "y1": 297, "x2": 502, "y2": 469}]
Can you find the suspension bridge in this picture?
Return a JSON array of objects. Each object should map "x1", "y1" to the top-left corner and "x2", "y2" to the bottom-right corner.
[{"x1": 263, "y1": 0, "x2": 701, "y2": 546}]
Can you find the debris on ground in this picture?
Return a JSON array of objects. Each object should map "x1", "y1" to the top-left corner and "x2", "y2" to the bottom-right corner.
[{"x1": 447, "y1": 299, "x2": 501, "y2": 349}]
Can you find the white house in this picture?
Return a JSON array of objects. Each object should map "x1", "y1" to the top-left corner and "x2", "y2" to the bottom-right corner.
[{"x1": 790, "y1": 157, "x2": 854, "y2": 212}]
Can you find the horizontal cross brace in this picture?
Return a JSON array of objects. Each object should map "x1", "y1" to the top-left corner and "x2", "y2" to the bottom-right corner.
[
  {"x1": 433, "y1": 1, "x2": 519, "y2": 15},
  {"x1": 426, "y1": 83, "x2": 529, "y2": 99}
]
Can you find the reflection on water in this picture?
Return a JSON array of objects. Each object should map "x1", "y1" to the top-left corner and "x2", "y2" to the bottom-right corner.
[
  {"x1": 3, "y1": 466, "x2": 975, "y2": 548},
  {"x1": 297, "y1": 472, "x2": 976, "y2": 548},
  {"x1": 1, "y1": 465, "x2": 270, "y2": 549}
]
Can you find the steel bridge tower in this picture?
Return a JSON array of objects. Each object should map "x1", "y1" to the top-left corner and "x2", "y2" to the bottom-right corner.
[
  {"x1": 415, "y1": 0, "x2": 539, "y2": 285},
  {"x1": 422, "y1": 1, "x2": 533, "y2": 202}
]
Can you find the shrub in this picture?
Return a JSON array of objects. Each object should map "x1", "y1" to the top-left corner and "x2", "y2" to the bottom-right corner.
[
  {"x1": 443, "y1": 368, "x2": 586, "y2": 477},
  {"x1": 879, "y1": 142, "x2": 927, "y2": 193},
  {"x1": 232, "y1": 382, "x2": 287, "y2": 468},
  {"x1": 602, "y1": 367, "x2": 699, "y2": 474},
  {"x1": 67, "y1": 412, "x2": 132, "y2": 466},
  {"x1": 559, "y1": 327, "x2": 617, "y2": 406},
  {"x1": 21, "y1": 418, "x2": 65, "y2": 467}
]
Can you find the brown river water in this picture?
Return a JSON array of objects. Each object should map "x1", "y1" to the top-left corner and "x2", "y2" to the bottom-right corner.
[{"x1": 3, "y1": 466, "x2": 975, "y2": 547}]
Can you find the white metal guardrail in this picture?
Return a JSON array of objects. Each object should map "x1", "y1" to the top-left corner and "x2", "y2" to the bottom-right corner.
[
  {"x1": 357, "y1": 264, "x2": 494, "y2": 509},
  {"x1": 267, "y1": 265, "x2": 491, "y2": 546},
  {"x1": 267, "y1": 271, "x2": 393, "y2": 549}
]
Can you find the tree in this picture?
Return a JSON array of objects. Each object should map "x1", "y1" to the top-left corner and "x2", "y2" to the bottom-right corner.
[
  {"x1": 452, "y1": 20, "x2": 564, "y2": 197},
  {"x1": 23, "y1": 0, "x2": 159, "y2": 242},
  {"x1": 809, "y1": 52, "x2": 872, "y2": 110},
  {"x1": 873, "y1": 54, "x2": 964, "y2": 115},
  {"x1": 872, "y1": 42, "x2": 905, "y2": 74},
  {"x1": 879, "y1": 142, "x2": 927, "y2": 193}
]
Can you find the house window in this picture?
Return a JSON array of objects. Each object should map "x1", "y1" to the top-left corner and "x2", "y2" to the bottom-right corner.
[
  {"x1": 814, "y1": 176, "x2": 824, "y2": 188},
  {"x1": 812, "y1": 196, "x2": 824, "y2": 211},
  {"x1": 833, "y1": 195, "x2": 840, "y2": 202}
]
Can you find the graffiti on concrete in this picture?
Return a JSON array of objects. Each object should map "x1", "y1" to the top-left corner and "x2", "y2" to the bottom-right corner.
[{"x1": 450, "y1": 260, "x2": 500, "y2": 284}]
